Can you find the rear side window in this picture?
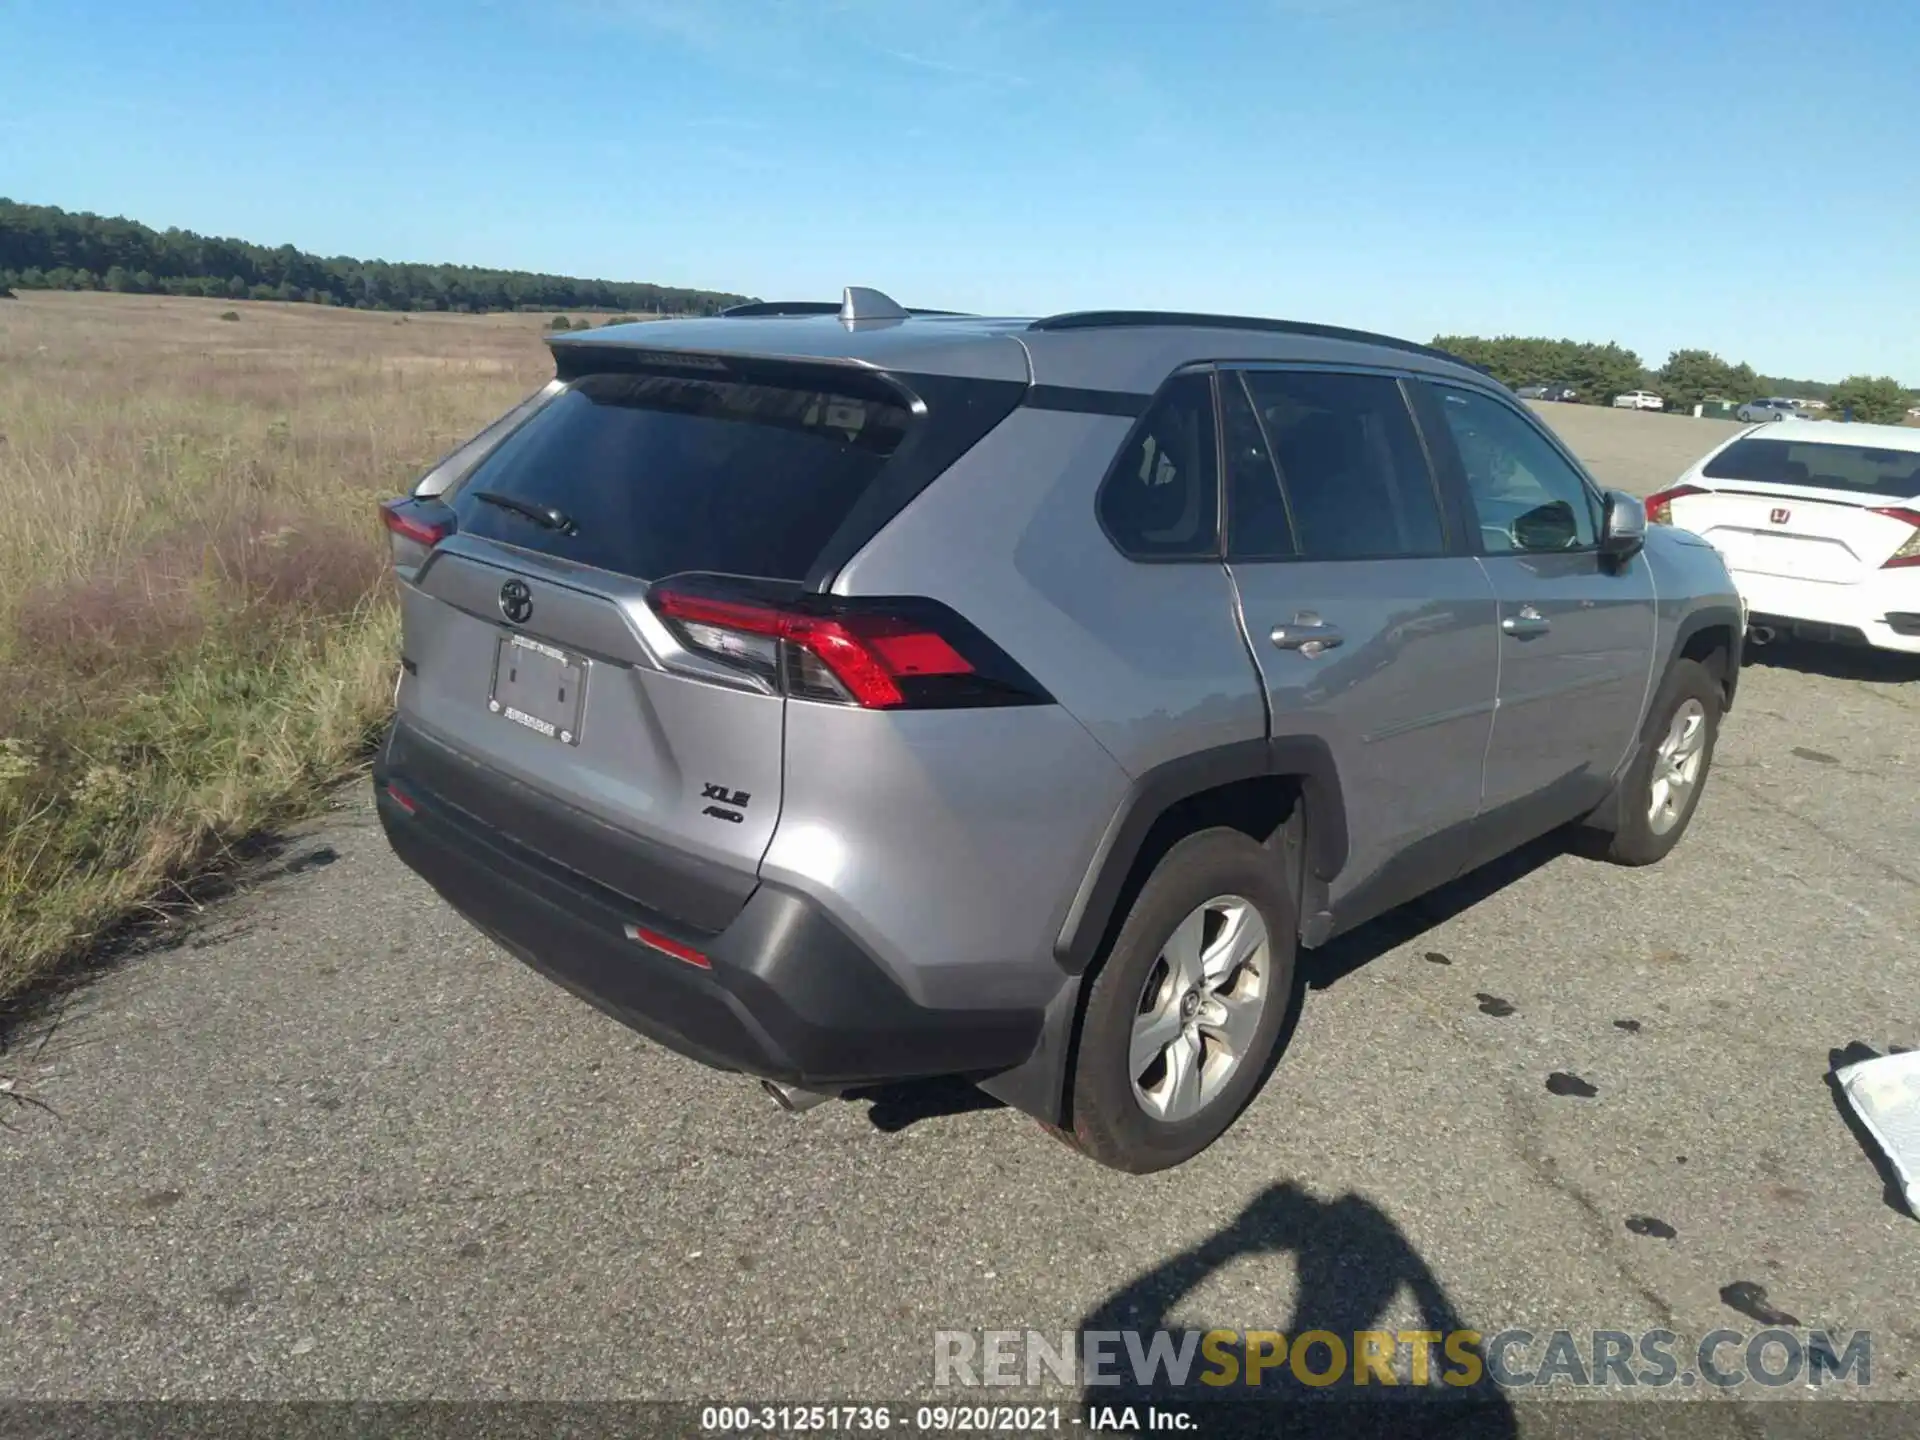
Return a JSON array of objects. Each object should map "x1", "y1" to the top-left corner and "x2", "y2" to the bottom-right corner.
[
  {"x1": 1238, "y1": 370, "x2": 1447, "y2": 560},
  {"x1": 1098, "y1": 372, "x2": 1220, "y2": 559},
  {"x1": 450, "y1": 371, "x2": 912, "y2": 580},
  {"x1": 1703, "y1": 437, "x2": 1920, "y2": 498}
]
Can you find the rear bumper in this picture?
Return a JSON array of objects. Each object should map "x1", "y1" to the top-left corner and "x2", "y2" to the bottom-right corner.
[
  {"x1": 1732, "y1": 568, "x2": 1920, "y2": 654},
  {"x1": 374, "y1": 725, "x2": 1043, "y2": 1090}
]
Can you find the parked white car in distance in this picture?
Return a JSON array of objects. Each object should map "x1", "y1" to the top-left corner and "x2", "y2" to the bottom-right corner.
[
  {"x1": 1613, "y1": 390, "x2": 1665, "y2": 411},
  {"x1": 1646, "y1": 418, "x2": 1920, "y2": 654}
]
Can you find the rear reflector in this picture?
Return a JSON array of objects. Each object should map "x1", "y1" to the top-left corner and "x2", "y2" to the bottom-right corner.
[
  {"x1": 1645, "y1": 483, "x2": 1708, "y2": 526},
  {"x1": 1870, "y1": 508, "x2": 1920, "y2": 568},
  {"x1": 384, "y1": 782, "x2": 417, "y2": 815},
  {"x1": 648, "y1": 578, "x2": 1049, "y2": 710},
  {"x1": 624, "y1": 923, "x2": 711, "y2": 968}
]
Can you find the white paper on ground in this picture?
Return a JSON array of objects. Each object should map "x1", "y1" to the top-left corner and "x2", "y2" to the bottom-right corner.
[{"x1": 1835, "y1": 1049, "x2": 1920, "y2": 1219}]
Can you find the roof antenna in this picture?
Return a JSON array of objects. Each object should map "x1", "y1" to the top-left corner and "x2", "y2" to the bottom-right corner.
[{"x1": 840, "y1": 286, "x2": 910, "y2": 325}]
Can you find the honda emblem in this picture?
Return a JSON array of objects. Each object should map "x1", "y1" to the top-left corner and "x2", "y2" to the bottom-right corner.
[{"x1": 1769, "y1": 508, "x2": 1790, "y2": 525}]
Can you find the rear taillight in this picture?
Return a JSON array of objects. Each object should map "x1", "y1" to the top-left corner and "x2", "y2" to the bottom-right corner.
[
  {"x1": 380, "y1": 496, "x2": 452, "y2": 545},
  {"x1": 379, "y1": 496, "x2": 455, "y2": 571},
  {"x1": 1871, "y1": 507, "x2": 1920, "y2": 568},
  {"x1": 1645, "y1": 483, "x2": 1708, "y2": 526},
  {"x1": 648, "y1": 578, "x2": 1050, "y2": 710}
]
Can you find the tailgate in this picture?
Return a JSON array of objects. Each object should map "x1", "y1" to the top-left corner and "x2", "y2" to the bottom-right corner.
[
  {"x1": 389, "y1": 361, "x2": 928, "y2": 932},
  {"x1": 394, "y1": 548, "x2": 784, "y2": 930}
]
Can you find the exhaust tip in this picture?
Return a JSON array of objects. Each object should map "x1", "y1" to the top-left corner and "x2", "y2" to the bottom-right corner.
[
  {"x1": 1749, "y1": 625, "x2": 1777, "y2": 646},
  {"x1": 761, "y1": 1079, "x2": 833, "y2": 1114}
]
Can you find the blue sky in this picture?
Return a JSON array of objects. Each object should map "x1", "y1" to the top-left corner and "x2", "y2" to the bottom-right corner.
[{"x1": 3, "y1": 0, "x2": 1915, "y2": 382}]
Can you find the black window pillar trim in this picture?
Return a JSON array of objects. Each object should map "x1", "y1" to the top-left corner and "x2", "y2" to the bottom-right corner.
[
  {"x1": 1402, "y1": 378, "x2": 1491, "y2": 559},
  {"x1": 1218, "y1": 365, "x2": 1301, "y2": 561}
]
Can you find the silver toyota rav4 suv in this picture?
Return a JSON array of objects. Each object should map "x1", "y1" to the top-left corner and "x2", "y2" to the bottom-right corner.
[{"x1": 375, "y1": 288, "x2": 1742, "y2": 1173}]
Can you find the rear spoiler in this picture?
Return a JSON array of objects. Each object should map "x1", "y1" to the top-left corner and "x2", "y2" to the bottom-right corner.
[{"x1": 543, "y1": 336, "x2": 920, "y2": 411}]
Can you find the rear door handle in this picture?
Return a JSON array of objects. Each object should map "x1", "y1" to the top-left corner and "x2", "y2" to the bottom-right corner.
[
  {"x1": 1501, "y1": 605, "x2": 1551, "y2": 639},
  {"x1": 1270, "y1": 616, "x2": 1344, "y2": 656}
]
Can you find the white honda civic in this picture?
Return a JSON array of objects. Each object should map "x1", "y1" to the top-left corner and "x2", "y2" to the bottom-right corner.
[{"x1": 1646, "y1": 419, "x2": 1920, "y2": 655}]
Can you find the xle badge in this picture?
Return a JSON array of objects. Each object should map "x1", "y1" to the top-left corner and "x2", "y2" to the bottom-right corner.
[{"x1": 701, "y1": 783, "x2": 751, "y2": 825}]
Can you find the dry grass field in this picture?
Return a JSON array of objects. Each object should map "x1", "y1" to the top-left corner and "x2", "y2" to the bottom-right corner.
[{"x1": 0, "y1": 290, "x2": 555, "y2": 999}]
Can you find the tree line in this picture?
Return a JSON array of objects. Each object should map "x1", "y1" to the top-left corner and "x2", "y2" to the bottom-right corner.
[
  {"x1": 0, "y1": 198, "x2": 753, "y2": 316},
  {"x1": 1433, "y1": 333, "x2": 1916, "y2": 425}
]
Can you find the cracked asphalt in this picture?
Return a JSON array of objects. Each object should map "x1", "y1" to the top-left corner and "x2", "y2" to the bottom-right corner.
[{"x1": 3, "y1": 407, "x2": 1917, "y2": 1424}]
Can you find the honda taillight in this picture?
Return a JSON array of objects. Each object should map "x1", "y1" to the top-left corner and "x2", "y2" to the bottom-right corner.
[
  {"x1": 648, "y1": 578, "x2": 1050, "y2": 710},
  {"x1": 1871, "y1": 507, "x2": 1920, "y2": 568},
  {"x1": 1645, "y1": 484, "x2": 1708, "y2": 526}
]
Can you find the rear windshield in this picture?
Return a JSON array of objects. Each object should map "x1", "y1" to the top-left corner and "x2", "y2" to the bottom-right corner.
[
  {"x1": 1702, "y1": 437, "x2": 1920, "y2": 498},
  {"x1": 450, "y1": 371, "x2": 913, "y2": 580}
]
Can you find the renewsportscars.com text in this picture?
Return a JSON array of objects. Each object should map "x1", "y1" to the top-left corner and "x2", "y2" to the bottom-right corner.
[{"x1": 935, "y1": 1327, "x2": 1872, "y2": 1391}]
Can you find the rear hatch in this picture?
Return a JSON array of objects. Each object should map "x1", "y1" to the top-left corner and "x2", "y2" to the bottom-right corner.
[
  {"x1": 381, "y1": 340, "x2": 1031, "y2": 935},
  {"x1": 1655, "y1": 433, "x2": 1920, "y2": 583}
]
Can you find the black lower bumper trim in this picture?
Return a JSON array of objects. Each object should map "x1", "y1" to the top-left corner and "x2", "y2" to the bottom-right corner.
[
  {"x1": 375, "y1": 730, "x2": 1041, "y2": 1089},
  {"x1": 1886, "y1": 612, "x2": 1920, "y2": 638},
  {"x1": 1748, "y1": 613, "x2": 1871, "y2": 647}
]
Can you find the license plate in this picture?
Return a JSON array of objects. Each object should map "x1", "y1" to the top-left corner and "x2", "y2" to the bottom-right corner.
[{"x1": 488, "y1": 633, "x2": 587, "y2": 745}]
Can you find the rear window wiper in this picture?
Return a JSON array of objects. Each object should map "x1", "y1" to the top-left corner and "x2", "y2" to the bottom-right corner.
[{"x1": 471, "y1": 489, "x2": 576, "y2": 535}]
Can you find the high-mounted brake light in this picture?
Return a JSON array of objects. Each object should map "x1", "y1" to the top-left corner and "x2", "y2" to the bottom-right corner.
[
  {"x1": 1870, "y1": 507, "x2": 1920, "y2": 568},
  {"x1": 380, "y1": 496, "x2": 452, "y2": 546},
  {"x1": 647, "y1": 580, "x2": 1048, "y2": 711},
  {"x1": 1645, "y1": 484, "x2": 1708, "y2": 526}
]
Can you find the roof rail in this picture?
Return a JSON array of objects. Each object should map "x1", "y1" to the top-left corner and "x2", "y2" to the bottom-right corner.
[
  {"x1": 721, "y1": 301, "x2": 841, "y2": 317},
  {"x1": 721, "y1": 296, "x2": 972, "y2": 320},
  {"x1": 1027, "y1": 310, "x2": 1474, "y2": 368}
]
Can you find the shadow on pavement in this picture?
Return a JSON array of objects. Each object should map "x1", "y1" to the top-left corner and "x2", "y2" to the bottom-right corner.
[
  {"x1": 1078, "y1": 1181, "x2": 1517, "y2": 1438},
  {"x1": 1301, "y1": 830, "x2": 1567, "y2": 992},
  {"x1": 848, "y1": 1075, "x2": 1005, "y2": 1131},
  {"x1": 1745, "y1": 637, "x2": 1920, "y2": 684}
]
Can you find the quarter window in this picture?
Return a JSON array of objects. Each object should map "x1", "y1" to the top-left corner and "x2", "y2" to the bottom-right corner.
[
  {"x1": 1098, "y1": 372, "x2": 1219, "y2": 559},
  {"x1": 1430, "y1": 385, "x2": 1599, "y2": 553},
  {"x1": 1236, "y1": 370, "x2": 1447, "y2": 561}
]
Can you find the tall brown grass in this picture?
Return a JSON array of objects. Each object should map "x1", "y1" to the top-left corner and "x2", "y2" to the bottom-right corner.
[{"x1": 0, "y1": 291, "x2": 554, "y2": 1000}]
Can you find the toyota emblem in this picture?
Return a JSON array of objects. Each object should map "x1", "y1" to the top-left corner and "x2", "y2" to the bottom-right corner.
[
  {"x1": 1769, "y1": 508, "x2": 1790, "y2": 525},
  {"x1": 499, "y1": 578, "x2": 533, "y2": 624}
]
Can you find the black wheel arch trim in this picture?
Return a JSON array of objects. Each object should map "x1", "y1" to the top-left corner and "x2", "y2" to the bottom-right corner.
[
  {"x1": 1673, "y1": 603, "x2": 1745, "y2": 711},
  {"x1": 1051, "y1": 734, "x2": 1348, "y2": 975}
]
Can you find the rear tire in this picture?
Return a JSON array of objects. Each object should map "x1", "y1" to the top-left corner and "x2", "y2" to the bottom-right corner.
[
  {"x1": 1586, "y1": 658, "x2": 1721, "y2": 867},
  {"x1": 1059, "y1": 829, "x2": 1296, "y2": 1174}
]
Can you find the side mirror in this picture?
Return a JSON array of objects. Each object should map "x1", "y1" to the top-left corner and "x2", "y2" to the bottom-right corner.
[{"x1": 1600, "y1": 490, "x2": 1647, "y2": 562}]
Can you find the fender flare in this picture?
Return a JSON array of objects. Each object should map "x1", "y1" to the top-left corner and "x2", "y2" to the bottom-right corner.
[
  {"x1": 1671, "y1": 603, "x2": 1746, "y2": 711},
  {"x1": 1050, "y1": 735, "x2": 1350, "y2": 975}
]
